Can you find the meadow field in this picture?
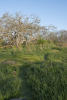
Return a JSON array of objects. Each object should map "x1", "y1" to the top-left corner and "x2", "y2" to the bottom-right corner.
[{"x1": 0, "y1": 42, "x2": 67, "y2": 100}]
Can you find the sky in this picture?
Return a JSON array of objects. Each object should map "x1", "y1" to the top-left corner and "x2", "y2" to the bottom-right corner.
[{"x1": 0, "y1": 0, "x2": 67, "y2": 30}]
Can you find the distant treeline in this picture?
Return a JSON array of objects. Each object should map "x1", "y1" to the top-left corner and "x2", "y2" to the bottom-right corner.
[{"x1": 0, "y1": 13, "x2": 67, "y2": 47}]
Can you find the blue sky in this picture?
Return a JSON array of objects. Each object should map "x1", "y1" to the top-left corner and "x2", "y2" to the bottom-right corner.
[{"x1": 0, "y1": 0, "x2": 67, "y2": 30}]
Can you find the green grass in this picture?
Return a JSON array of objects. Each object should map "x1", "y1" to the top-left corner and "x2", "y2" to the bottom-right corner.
[{"x1": 0, "y1": 44, "x2": 67, "y2": 100}]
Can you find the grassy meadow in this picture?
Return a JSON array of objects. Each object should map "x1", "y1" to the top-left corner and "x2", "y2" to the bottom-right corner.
[{"x1": 0, "y1": 42, "x2": 67, "y2": 100}]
